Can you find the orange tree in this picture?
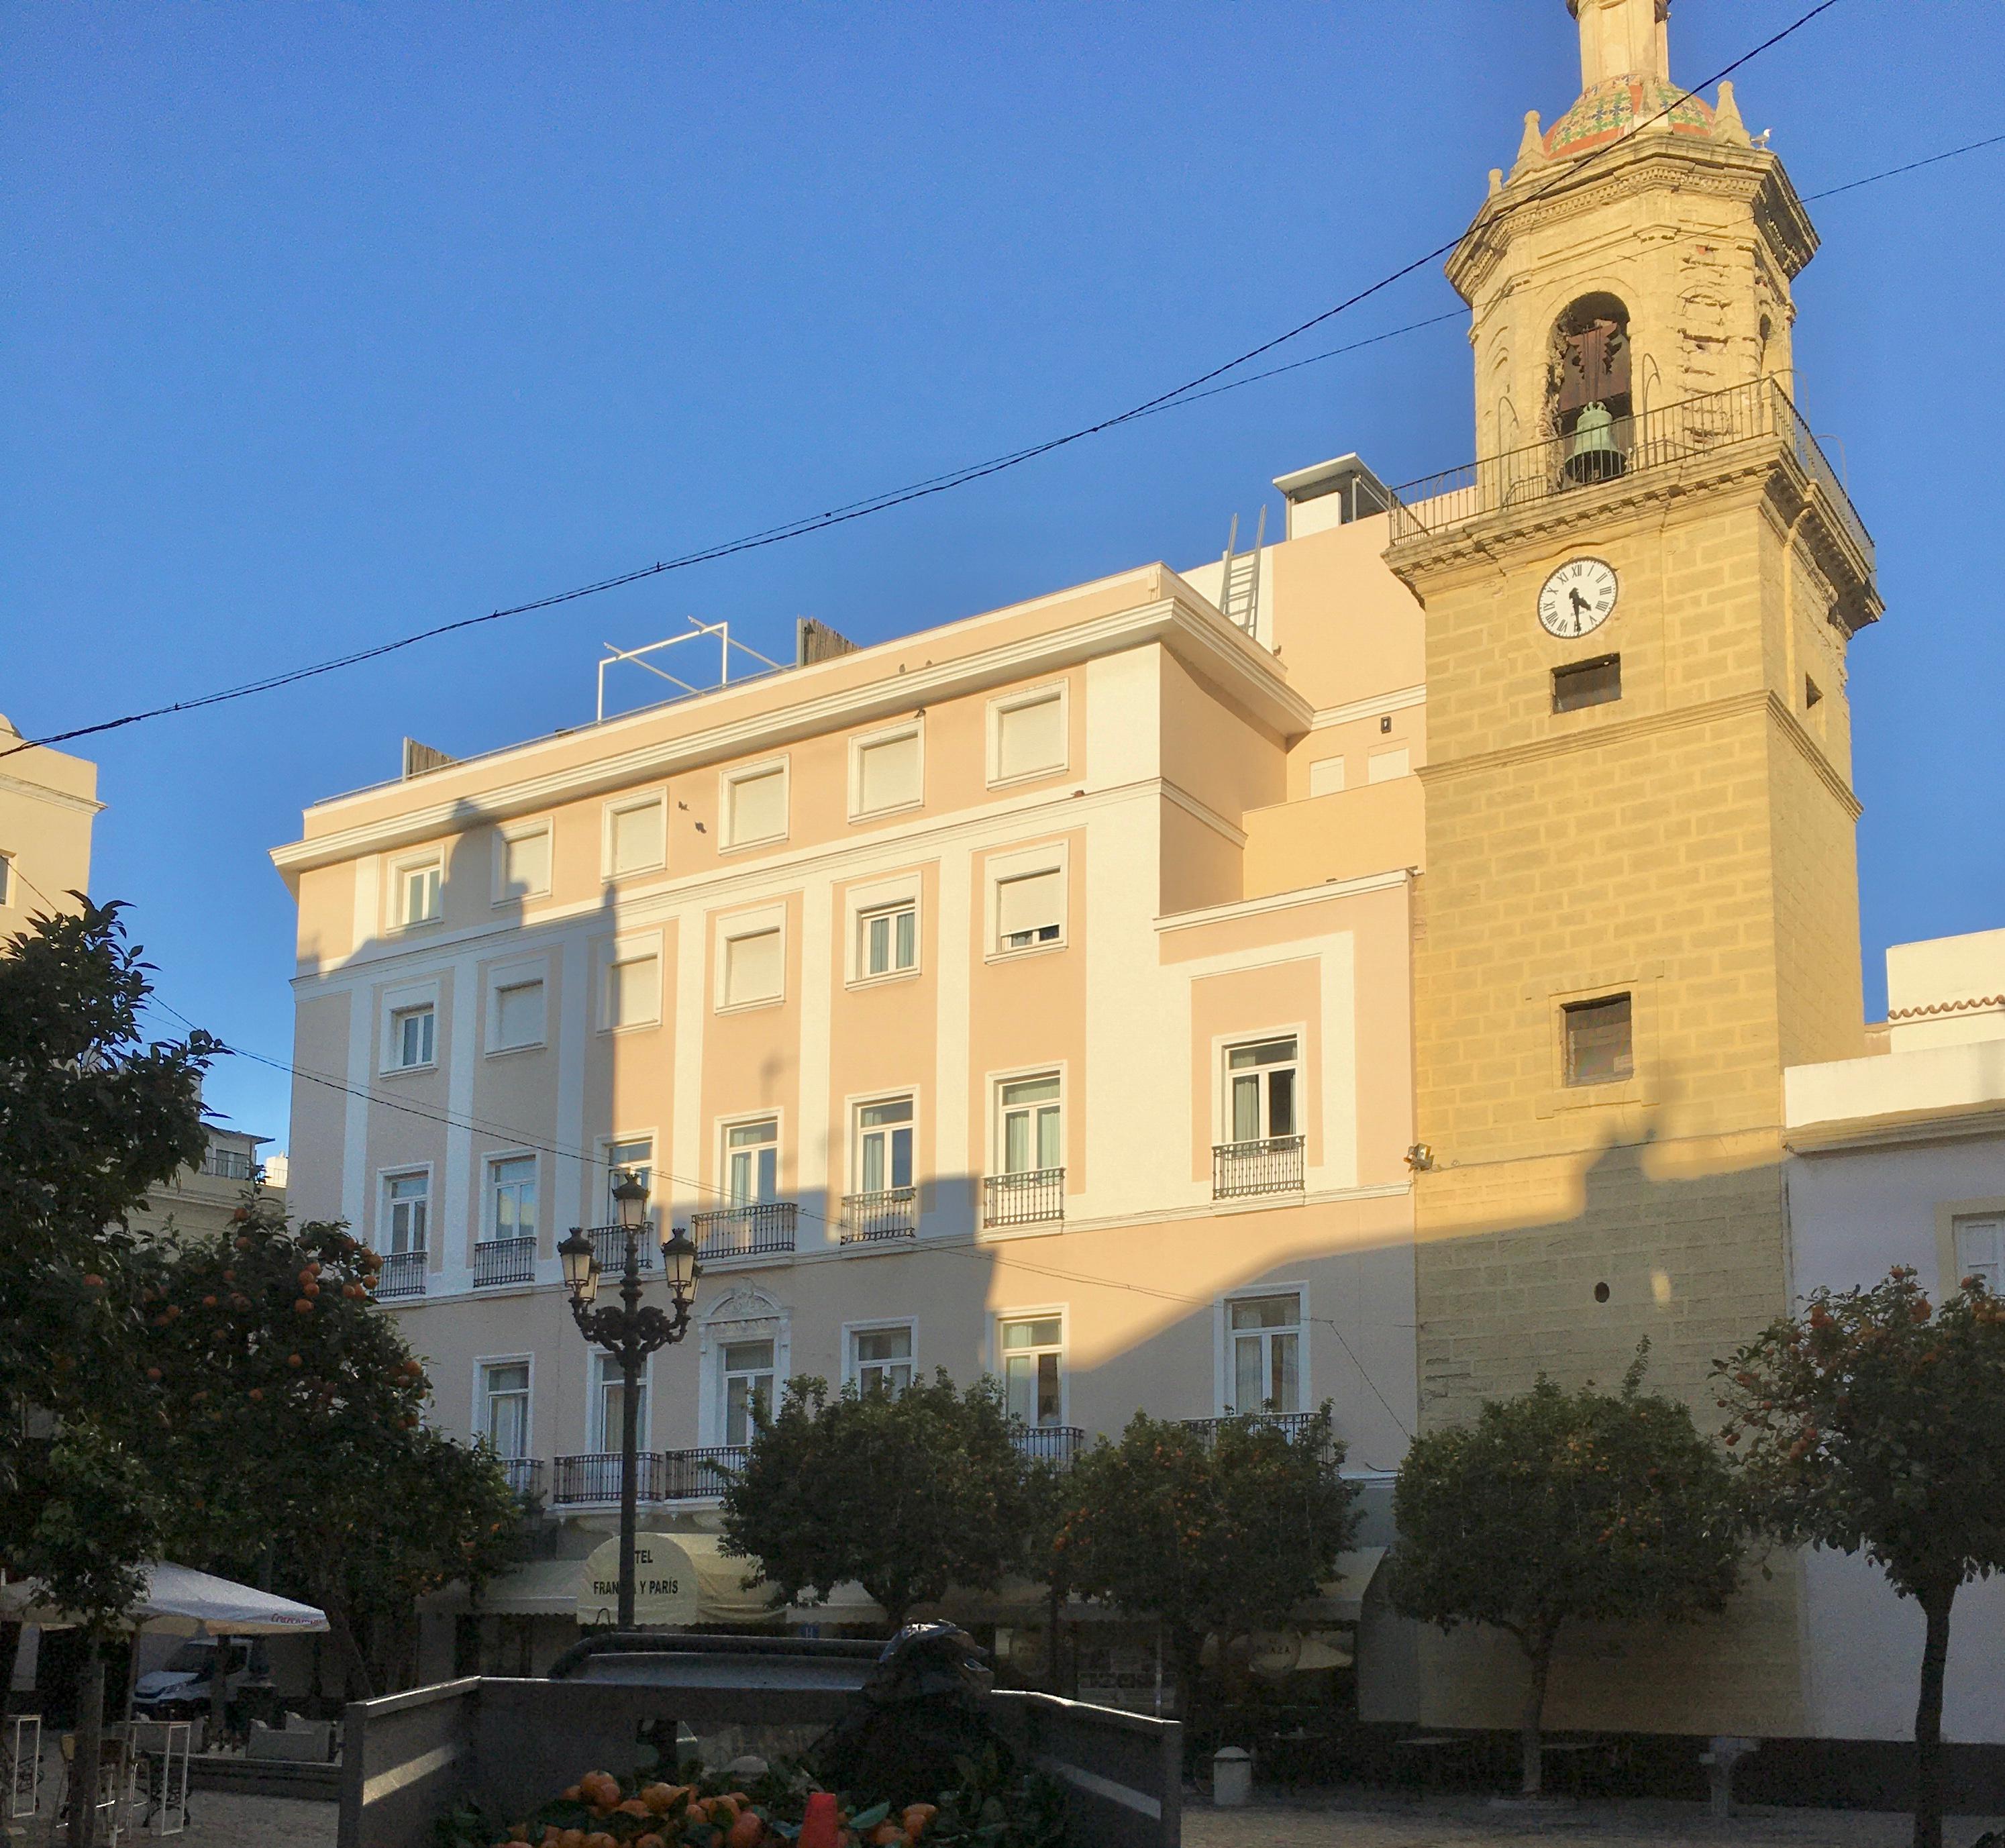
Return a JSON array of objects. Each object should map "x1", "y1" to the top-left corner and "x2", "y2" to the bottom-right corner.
[
  {"x1": 1386, "y1": 1349, "x2": 1742, "y2": 1798},
  {"x1": 1051, "y1": 1408, "x2": 1358, "y2": 1731},
  {"x1": 132, "y1": 1204, "x2": 523, "y2": 1696},
  {"x1": 1714, "y1": 1268, "x2": 2005, "y2": 1848}
]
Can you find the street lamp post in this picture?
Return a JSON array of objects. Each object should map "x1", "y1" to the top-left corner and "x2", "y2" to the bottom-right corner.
[{"x1": 560, "y1": 1170, "x2": 699, "y2": 1630}]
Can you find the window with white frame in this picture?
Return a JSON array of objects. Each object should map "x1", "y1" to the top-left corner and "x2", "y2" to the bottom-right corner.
[
  {"x1": 593, "y1": 1351, "x2": 647, "y2": 1450},
  {"x1": 395, "y1": 857, "x2": 444, "y2": 927},
  {"x1": 852, "y1": 724, "x2": 923, "y2": 819},
  {"x1": 990, "y1": 686, "x2": 1067, "y2": 784},
  {"x1": 603, "y1": 944, "x2": 662, "y2": 1029},
  {"x1": 1228, "y1": 1292, "x2": 1303, "y2": 1415},
  {"x1": 605, "y1": 794, "x2": 666, "y2": 878},
  {"x1": 722, "y1": 927, "x2": 784, "y2": 1008},
  {"x1": 857, "y1": 899, "x2": 918, "y2": 979},
  {"x1": 494, "y1": 820, "x2": 552, "y2": 902},
  {"x1": 1225, "y1": 1036, "x2": 1299, "y2": 1143},
  {"x1": 382, "y1": 1171, "x2": 429, "y2": 1255},
  {"x1": 725, "y1": 1119, "x2": 778, "y2": 1204},
  {"x1": 722, "y1": 763, "x2": 788, "y2": 848},
  {"x1": 0, "y1": 853, "x2": 13, "y2": 906},
  {"x1": 490, "y1": 975, "x2": 546, "y2": 1052},
  {"x1": 1000, "y1": 1315, "x2": 1064, "y2": 1427},
  {"x1": 855, "y1": 1096, "x2": 915, "y2": 1195},
  {"x1": 1955, "y1": 1214, "x2": 2004, "y2": 1292},
  {"x1": 479, "y1": 1362, "x2": 530, "y2": 1459},
  {"x1": 604, "y1": 1138, "x2": 653, "y2": 1223},
  {"x1": 489, "y1": 1155, "x2": 537, "y2": 1245},
  {"x1": 994, "y1": 866, "x2": 1064, "y2": 954},
  {"x1": 721, "y1": 1339, "x2": 775, "y2": 1445},
  {"x1": 850, "y1": 1325, "x2": 913, "y2": 1398},
  {"x1": 998, "y1": 1074, "x2": 1062, "y2": 1175},
  {"x1": 389, "y1": 1003, "x2": 436, "y2": 1071}
]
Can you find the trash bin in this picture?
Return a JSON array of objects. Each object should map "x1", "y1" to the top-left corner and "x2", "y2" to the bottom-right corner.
[{"x1": 1213, "y1": 1746, "x2": 1252, "y2": 1808}]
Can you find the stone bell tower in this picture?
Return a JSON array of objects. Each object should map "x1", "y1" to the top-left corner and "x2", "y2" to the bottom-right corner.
[{"x1": 1386, "y1": 0, "x2": 1882, "y2": 1739}]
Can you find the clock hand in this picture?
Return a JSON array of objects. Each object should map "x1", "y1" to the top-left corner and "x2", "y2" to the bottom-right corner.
[{"x1": 1570, "y1": 588, "x2": 1590, "y2": 616}]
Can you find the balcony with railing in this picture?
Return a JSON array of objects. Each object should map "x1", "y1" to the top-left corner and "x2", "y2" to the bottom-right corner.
[
  {"x1": 472, "y1": 1237, "x2": 538, "y2": 1288},
  {"x1": 375, "y1": 1249, "x2": 427, "y2": 1299},
  {"x1": 199, "y1": 1146, "x2": 255, "y2": 1181},
  {"x1": 583, "y1": 1225, "x2": 654, "y2": 1273},
  {"x1": 840, "y1": 1187, "x2": 918, "y2": 1247},
  {"x1": 1179, "y1": 1412, "x2": 1321, "y2": 1449},
  {"x1": 661, "y1": 1445, "x2": 748, "y2": 1500},
  {"x1": 983, "y1": 1167, "x2": 1065, "y2": 1231},
  {"x1": 1213, "y1": 1135, "x2": 1305, "y2": 1200},
  {"x1": 1013, "y1": 1425, "x2": 1086, "y2": 1468},
  {"x1": 691, "y1": 1201, "x2": 798, "y2": 1264},
  {"x1": 499, "y1": 1457, "x2": 546, "y2": 1500},
  {"x1": 550, "y1": 1451, "x2": 668, "y2": 1507},
  {"x1": 1384, "y1": 377, "x2": 1873, "y2": 574}
]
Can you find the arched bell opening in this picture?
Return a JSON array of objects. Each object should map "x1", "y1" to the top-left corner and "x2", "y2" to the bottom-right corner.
[{"x1": 1548, "y1": 293, "x2": 1633, "y2": 486}]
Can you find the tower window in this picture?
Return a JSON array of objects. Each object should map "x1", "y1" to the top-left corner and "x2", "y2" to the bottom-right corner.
[
  {"x1": 1551, "y1": 295, "x2": 1632, "y2": 484},
  {"x1": 1553, "y1": 655, "x2": 1622, "y2": 713},
  {"x1": 1564, "y1": 994, "x2": 1634, "y2": 1088},
  {"x1": 1805, "y1": 676, "x2": 1823, "y2": 710}
]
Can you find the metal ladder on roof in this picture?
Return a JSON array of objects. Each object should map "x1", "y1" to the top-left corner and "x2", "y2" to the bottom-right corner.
[{"x1": 1217, "y1": 506, "x2": 1266, "y2": 637}]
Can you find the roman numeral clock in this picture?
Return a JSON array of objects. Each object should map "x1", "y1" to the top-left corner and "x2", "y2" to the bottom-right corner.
[{"x1": 1537, "y1": 556, "x2": 1618, "y2": 639}]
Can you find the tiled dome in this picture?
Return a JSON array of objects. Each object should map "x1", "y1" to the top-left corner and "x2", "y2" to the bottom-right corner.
[{"x1": 1544, "y1": 74, "x2": 1715, "y2": 159}]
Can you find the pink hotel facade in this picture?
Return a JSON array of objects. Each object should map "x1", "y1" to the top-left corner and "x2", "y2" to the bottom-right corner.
[{"x1": 272, "y1": 469, "x2": 1427, "y2": 1550}]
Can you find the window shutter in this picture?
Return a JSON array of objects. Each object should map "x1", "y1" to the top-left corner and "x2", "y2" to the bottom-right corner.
[
  {"x1": 724, "y1": 929, "x2": 783, "y2": 1006},
  {"x1": 729, "y1": 769, "x2": 786, "y2": 843},
  {"x1": 996, "y1": 868, "x2": 1063, "y2": 941},
  {"x1": 996, "y1": 695, "x2": 1064, "y2": 780},
  {"x1": 503, "y1": 828, "x2": 551, "y2": 895},
  {"x1": 611, "y1": 801, "x2": 664, "y2": 874},
  {"x1": 1956, "y1": 1217, "x2": 2004, "y2": 1283},
  {"x1": 495, "y1": 980, "x2": 545, "y2": 1047},
  {"x1": 858, "y1": 732, "x2": 921, "y2": 812},
  {"x1": 609, "y1": 954, "x2": 661, "y2": 1027}
]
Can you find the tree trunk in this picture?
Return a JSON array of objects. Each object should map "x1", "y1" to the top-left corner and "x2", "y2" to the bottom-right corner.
[
  {"x1": 1518, "y1": 1631, "x2": 1555, "y2": 1799},
  {"x1": 321, "y1": 1591, "x2": 375, "y2": 1703},
  {"x1": 65, "y1": 1636, "x2": 103, "y2": 1848},
  {"x1": 1044, "y1": 1583, "x2": 1063, "y2": 1693},
  {"x1": 1912, "y1": 1584, "x2": 1955, "y2": 1848}
]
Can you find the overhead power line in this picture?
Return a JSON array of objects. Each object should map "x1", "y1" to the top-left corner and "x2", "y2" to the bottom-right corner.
[
  {"x1": 1, "y1": 1, "x2": 1847, "y2": 765},
  {"x1": 1802, "y1": 127, "x2": 2005, "y2": 201}
]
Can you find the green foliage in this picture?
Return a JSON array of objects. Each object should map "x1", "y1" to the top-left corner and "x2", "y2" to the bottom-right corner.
[
  {"x1": 11, "y1": 1425, "x2": 169, "y2": 1637},
  {"x1": 1713, "y1": 1266, "x2": 2005, "y2": 1602},
  {"x1": 1052, "y1": 1408, "x2": 1359, "y2": 1693},
  {"x1": 721, "y1": 1371, "x2": 1036, "y2": 1629}
]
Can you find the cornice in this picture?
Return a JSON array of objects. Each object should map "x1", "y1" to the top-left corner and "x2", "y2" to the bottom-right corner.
[
  {"x1": 1786, "y1": 1100, "x2": 2005, "y2": 1157},
  {"x1": 0, "y1": 770, "x2": 105, "y2": 817},
  {"x1": 1156, "y1": 868, "x2": 1410, "y2": 935},
  {"x1": 1310, "y1": 684, "x2": 1427, "y2": 731},
  {"x1": 272, "y1": 591, "x2": 1312, "y2": 879}
]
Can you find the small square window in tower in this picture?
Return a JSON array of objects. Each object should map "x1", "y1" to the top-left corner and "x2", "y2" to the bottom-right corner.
[
  {"x1": 1563, "y1": 994, "x2": 1634, "y2": 1087},
  {"x1": 1553, "y1": 655, "x2": 1622, "y2": 713}
]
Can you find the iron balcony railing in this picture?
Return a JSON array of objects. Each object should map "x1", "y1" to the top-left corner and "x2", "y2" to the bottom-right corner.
[
  {"x1": 1179, "y1": 1412, "x2": 1321, "y2": 1449},
  {"x1": 376, "y1": 1250, "x2": 427, "y2": 1298},
  {"x1": 1213, "y1": 1135, "x2": 1306, "y2": 1200},
  {"x1": 983, "y1": 1167, "x2": 1066, "y2": 1229},
  {"x1": 499, "y1": 1457, "x2": 546, "y2": 1499},
  {"x1": 661, "y1": 1445, "x2": 748, "y2": 1499},
  {"x1": 550, "y1": 1451, "x2": 668, "y2": 1506},
  {"x1": 1384, "y1": 377, "x2": 1873, "y2": 572},
  {"x1": 584, "y1": 1224, "x2": 654, "y2": 1272},
  {"x1": 691, "y1": 1201, "x2": 798, "y2": 1262},
  {"x1": 1013, "y1": 1425, "x2": 1086, "y2": 1468},
  {"x1": 840, "y1": 1187, "x2": 919, "y2": 1245},
  {"x1": 200, "y1": 1147, "x2": 254, "y2": 1180},
  {"x1": 472, "y1": 1237, "x2": 537, "y2": 1288}
]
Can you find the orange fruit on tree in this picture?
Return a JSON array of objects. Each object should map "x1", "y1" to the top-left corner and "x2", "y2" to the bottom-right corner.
[
  {"x1": 725, "y1": 1810, "x2": 767, "y2": 1848},
  {"x1": 868, "y1": 1825, "x2": 907, "y2": 1847},
  {"x1": 294, "y1": 1298, "x2": 314, "y2": 1315},
  {"x1": 615, "y1": 1798, "x2": 650, "y2": 1819}
]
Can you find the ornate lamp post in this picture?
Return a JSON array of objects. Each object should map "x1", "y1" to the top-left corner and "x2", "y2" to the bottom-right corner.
[{"x1": 560, "y1": 1170, "x2": 699, "y2": 1629}]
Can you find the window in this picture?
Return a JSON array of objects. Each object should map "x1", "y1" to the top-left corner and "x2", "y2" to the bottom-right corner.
[
  {"x1": 479, "y1": 1362, "x2": 530, "y2": 1459},
  {"x1": 990, "y1": 686, "x2": 1067, "y2": 784},
  {"x1": 1553, "y1": 655, "x2": 1622, "y2": 713},
  {"x1": 593, "y1": 1351, "x2": 646, "y2": 1451},
  {"x1": 605, "y1": 1139, "x2": 653, "y2": 1223},
  {"x1": 1230, "y1": 1293, "x2": 1303, "y2": 1414},
  {"x1": 489, "y1": 1156, "x2": 538, "y2": 1243},
  {"x1": 0, "y1": 853, "x2": 13, "y2": 906},
  {"x1": 606, "y1": 795, "x2": 666, "y2": 877},
  {"x1": 850, "y1": 1325, "x2": 914, "y2": 1398},
  {"x1": 1367, "y1": 747, "x2": 1410, "y2": 783},
  {"x1": 1563, "y1": 993, "x2": 1634, "y2": 1086},
  {"x1": 722, "y1": 763, "x2": 788, "y2": 848},
  {"x1": 1955, "y1": 1215, "x2": 2004, "y2": 1292},
  {"x1": 391, "y1": 1004, "x2": 436, "y2": 1071},
  {"x1": 725, "y1": 1120, "x2": 778, "y2": 1204},
  {"x1": 491, "y1": 977, "x2": 546, "y2": 1052},
  {"x1": 999, "y1": 1075, "x2": 1062, "y2": 1174},
  {"x1": 856, "y1": 1096, "x2": 915, "y2": 1194},
  {"x1": 1308, "y1": 757, "x2": 1347, "y2": 797},
  {"x1": 1000, "y1": 1316, "x2": 1064, "y2": 1426},
  {"x1": 996, "y1": 868, "x2": 1063, "y2": 953},
  {"x1": 397, "y1": 858, "x2": 443, "y2": 927},
  {"x1": 1805, "y1": 676, "x2": 1824, "y2": 712},
  {"x1": 1227, "y1": 1037, "x2": 1298, "y2": 1143},
  {"x1": 383, "y1": 1171, "x2": 429, "y2": 1255},
  {"x1": 494, "y1": 821, "x2": 552, "y2": 902},
  {"x1": 858, "y1": 901, "x2": 918, "y2": 978},
  {"x1": 605, "y1": 947, "x2": 662, "y2": 1029},
  {"x1": 852, "y1": 725, "x2": 923, "y2": 818},
  {"x1": 722, "y1": 1339, "x2": 775, "y2": 1445},
  {"x1": 722, "y1": 927, "x2": 784, "y2": 1008}
]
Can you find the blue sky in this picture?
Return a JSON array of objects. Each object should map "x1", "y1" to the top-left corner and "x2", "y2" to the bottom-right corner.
[{"x1": 5, "y1": 1, "x2": 2001, "y2": 1145}]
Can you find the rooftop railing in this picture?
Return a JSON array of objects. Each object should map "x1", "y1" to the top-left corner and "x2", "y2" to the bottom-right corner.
[
  {"x1": 200, "y1": 1147, "x2": 255, "y2": 1181},
  {"x1": 1385, "y1": 377, "x2": 1872, "y2": 572},
  {"x1": 691, "y1": 1201, "x2": 798, "y2": 1263}
]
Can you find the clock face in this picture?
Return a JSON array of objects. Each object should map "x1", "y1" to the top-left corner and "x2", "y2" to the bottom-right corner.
[{"x1": 1537, "y1": 557, "x2": 1618, "y2": 639}]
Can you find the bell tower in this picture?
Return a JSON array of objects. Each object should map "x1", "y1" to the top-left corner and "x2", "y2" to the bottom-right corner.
[{"x1": 1388, "y1": 0, "x2": 1881, "y2": 1739}]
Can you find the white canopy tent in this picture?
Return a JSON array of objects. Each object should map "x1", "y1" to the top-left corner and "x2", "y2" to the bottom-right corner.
[{"x1": 0, "y1": 1563, "x2": 329, "y2": 1637}]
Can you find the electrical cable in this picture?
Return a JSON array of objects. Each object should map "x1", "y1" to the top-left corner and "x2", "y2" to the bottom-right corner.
[
  {"x1": 1803, "y1": 128, "x2": 2005, "y2": 201},
  {"x1": 0, "y1": 1, "x2": 1845, "y2": 765}
]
